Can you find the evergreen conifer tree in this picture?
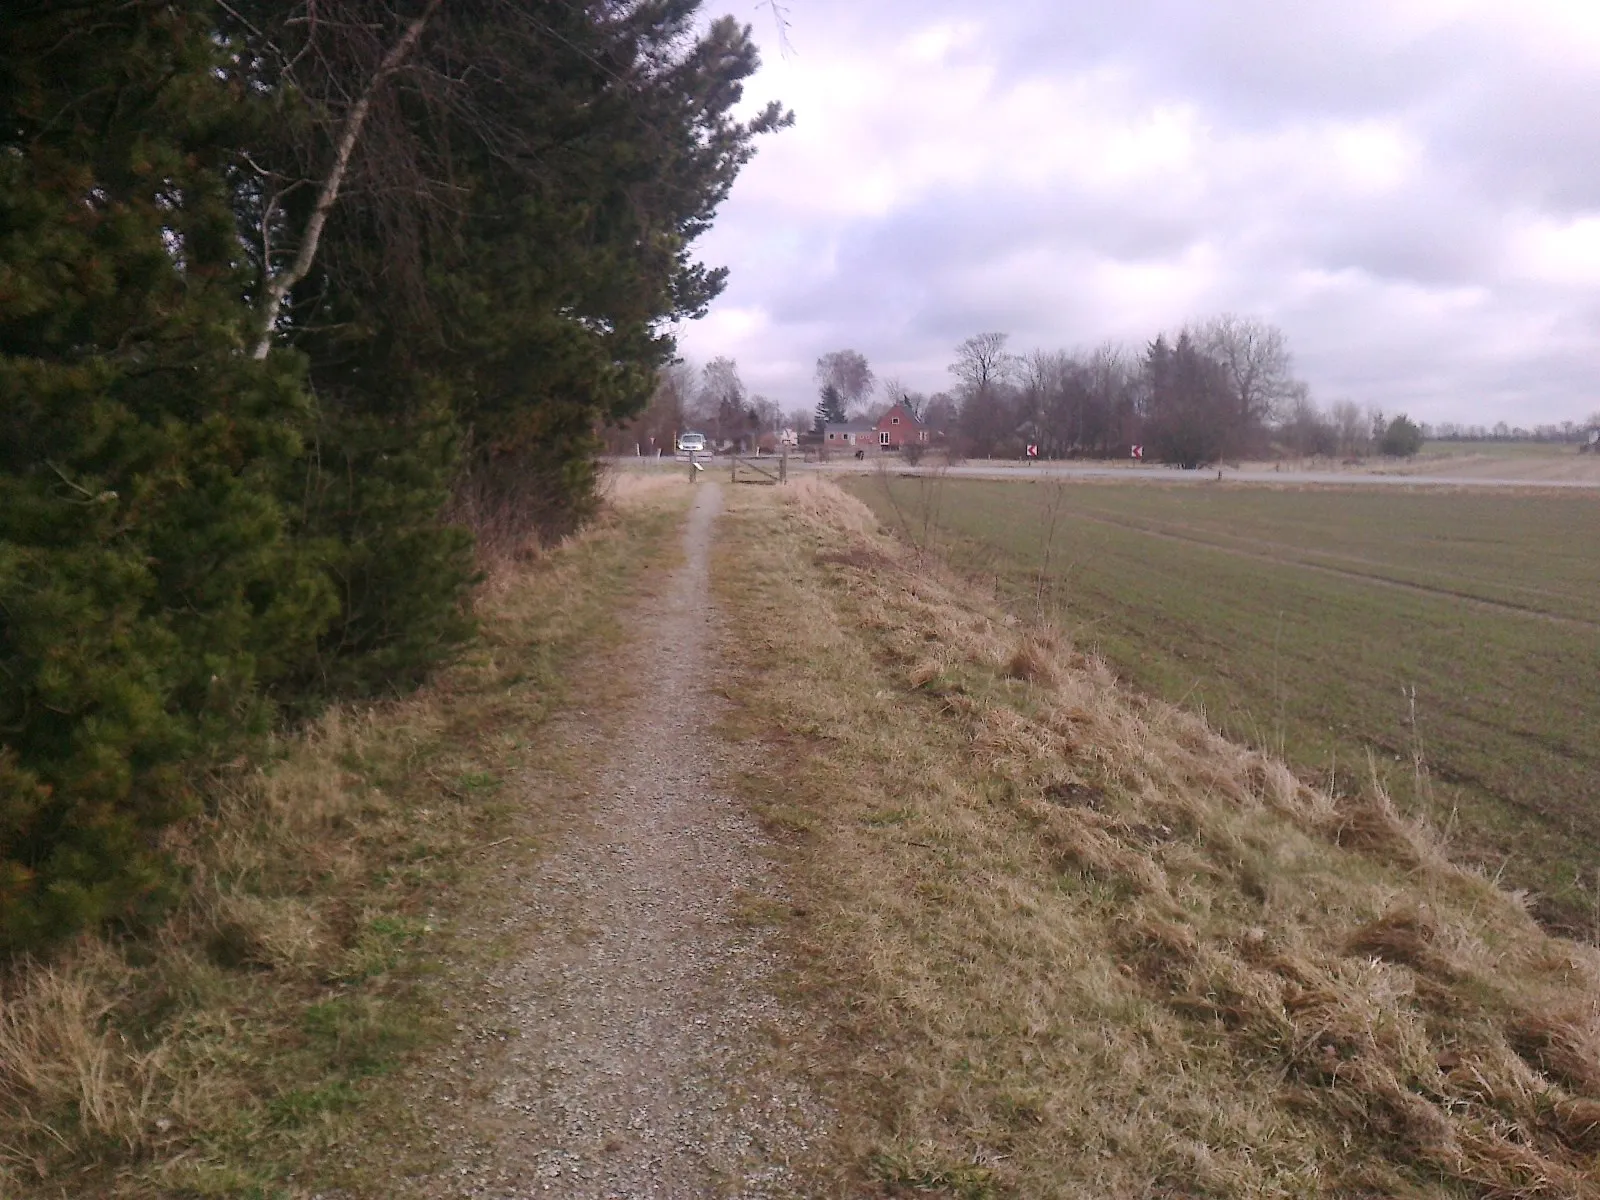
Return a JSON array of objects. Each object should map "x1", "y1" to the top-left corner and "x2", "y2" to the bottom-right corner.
[
  {"x1": 0, "y1": 0, "x2": 788, "y2": 950},
  {"x1": 0, "y1": 1, "x2": 335, "y2": 947},
  {"x1": 816, "y1": 384, "x2": 847, "y2": 431}
]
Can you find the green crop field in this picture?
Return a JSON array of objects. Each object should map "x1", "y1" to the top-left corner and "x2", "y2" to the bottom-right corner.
[{"x1": 844, "y1": 474, "x2": 1600, "y2": 928}]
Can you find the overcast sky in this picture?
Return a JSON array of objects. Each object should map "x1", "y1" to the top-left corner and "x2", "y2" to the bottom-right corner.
[{"x1": 675, "y1": 0, "x2": 1600, "y2": 426}]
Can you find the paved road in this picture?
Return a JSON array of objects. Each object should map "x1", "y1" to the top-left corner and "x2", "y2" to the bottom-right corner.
[
  {"x1": 809, "y1": 462, "x2": 1600, "y2": 489},
  {"x1": 604, "y1": 455, "x2": 1600, "y2": 489}
]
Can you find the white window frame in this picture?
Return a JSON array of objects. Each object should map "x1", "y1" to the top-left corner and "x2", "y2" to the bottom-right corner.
[{"x1": 879, "y1": 431, "x2": 890, "y2": 446}]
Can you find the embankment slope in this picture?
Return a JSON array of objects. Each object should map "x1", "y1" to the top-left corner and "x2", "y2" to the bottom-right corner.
[{"x1": 716, "y1": 477, "x2": 1600, "y2": 1199}]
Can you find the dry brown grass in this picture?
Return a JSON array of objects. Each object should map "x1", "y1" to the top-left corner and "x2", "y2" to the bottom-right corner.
[
  {"x1": 0, "y1": 484, "x2": 689, "y2": 1198},
  {"x1": 714, "y1": 475, "x2": 1600, "y2": 1199}
]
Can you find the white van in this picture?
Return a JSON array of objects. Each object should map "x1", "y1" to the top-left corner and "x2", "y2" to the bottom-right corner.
[{"x1": 676, "y1": 432, "x2": 707, "y2": 455}]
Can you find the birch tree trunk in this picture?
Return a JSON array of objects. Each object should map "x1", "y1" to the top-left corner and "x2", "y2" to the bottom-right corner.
[{"x1": 249, "y1": 0, "x2": 442, "y2": 360}]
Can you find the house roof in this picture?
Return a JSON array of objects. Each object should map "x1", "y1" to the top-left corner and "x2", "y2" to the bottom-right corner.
[
  {"x1": 880, "y1": 403, "x2": 923, "y2": 426},
  {"x1": 823, "y1": 420, "x2": 876, "y2": 434}
]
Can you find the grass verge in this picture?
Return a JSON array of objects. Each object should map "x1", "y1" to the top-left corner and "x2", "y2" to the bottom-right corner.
[
  {"x1": 0, "y1": 474, "x2": 688, "y2": 1199},
  {"x1": 715, "y1": 477, "x2": 1600, "y2": 1199}
]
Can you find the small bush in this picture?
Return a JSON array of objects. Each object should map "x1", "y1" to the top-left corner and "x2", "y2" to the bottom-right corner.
[{"x1": 1380, "y1": 414, "x2": 1425, "y2": 458}]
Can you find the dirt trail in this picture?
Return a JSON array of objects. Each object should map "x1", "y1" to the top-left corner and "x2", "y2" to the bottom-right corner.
[{"x1": 403, "y1": 484, "x2": 828, "y2": 1198}]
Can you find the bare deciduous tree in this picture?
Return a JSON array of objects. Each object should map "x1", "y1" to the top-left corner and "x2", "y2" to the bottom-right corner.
[
  {"x1": 1198, "y1": 314, "x2": 1298, "y2": 451},
  {"x1": 783, "y1": 404, "x2": 814, "y2": 435},
  {"x1": 1143, "y1": 331, "x2": 1232, "y2": 467},
  {"x1": 697, "y1": 356, "x2": 748, "y2": 446},
  {"x1": 1281, "y1": 386, "x2": 1337, "y2": 458},
  {"x1": 951, "y1": 333, "x2": 1017, "y2": 457},
  {"x1": 815, "y1": 349, "x2": 876, "y2": 415},
  {"x1": 748, "y1": 394, "x2": 781, "y2": 434},
  {"x1": 1330, "y1": 399, "x2": 1367, "y2": 457},
  {"x1": 601, "y1": 361, "x2": 699, "y2": 455},
  {"x1": 880, "y1": 376, "x2": 915, "y2": 413},
  {"x1": 922, "y1": 392, "x2": 957, "y2": 436},
  {"x1": 950, "y1": 332, "x2": 1015, "y2": 394},
  {"x1": 876, "y1": 377, "x2": 930, "y2": 425}
]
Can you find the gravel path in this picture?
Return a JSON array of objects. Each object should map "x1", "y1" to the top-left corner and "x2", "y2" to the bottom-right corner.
[{"x1": 404, "y1": 484, "x2": 828, "y2": 1199}]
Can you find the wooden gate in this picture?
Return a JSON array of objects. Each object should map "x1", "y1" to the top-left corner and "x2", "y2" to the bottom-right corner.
[{"x1": 729, "y1": 451, "x2": 788, "y2": 485}]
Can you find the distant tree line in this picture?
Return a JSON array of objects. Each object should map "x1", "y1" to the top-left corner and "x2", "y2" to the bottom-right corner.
[
  {"x1": 0, "y1": 0, "x2": 785, "y2": 951},
  {"x1": 613, "y1": 322, "x2": 1599, "y2": 469},
  {"x1": 937, "y1": 318, "x2": 1433, "y2": 466},
  {"x1": 1428, "y1": 419, "x2": 1600, "y2": 444}
]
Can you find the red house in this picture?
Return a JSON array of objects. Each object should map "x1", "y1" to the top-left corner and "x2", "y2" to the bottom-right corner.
[{"x1": 874, "y1": 403, "x2": 928, "y2": 450}]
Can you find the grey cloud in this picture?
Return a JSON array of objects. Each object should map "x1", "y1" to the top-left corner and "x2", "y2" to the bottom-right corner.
[
  {"x1": 681, "y1": 0, "x2": 1600, "y2": 426},
  {"x1": 990, "y1": 1, "x2": 1480, "y2": 122},
  {"x1": 1425, "y1": 80, "x2": 1600, "y2": 213}
]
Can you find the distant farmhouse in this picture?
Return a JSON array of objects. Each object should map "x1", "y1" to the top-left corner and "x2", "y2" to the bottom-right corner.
[
  {"x1": 822, "y1": 418, "x2": 876, "y2": 451},
  {"x1": 823, "y1": 404, "x2": 929, "y2": 455}
]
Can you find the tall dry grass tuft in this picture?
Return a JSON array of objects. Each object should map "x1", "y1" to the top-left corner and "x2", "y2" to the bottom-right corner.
[
  {"x1": 0, "y1": 943, "x2": 164, "y2": 1159},
  {"x1": 1508, "y1": 1010, "x2": 1600, "y2": 1095},
  {"x1": 1003, "y1": 634, "x2": 1059, "y2": 687},
  {"x1": 0, "y1": 700, "x2": 421, "y2": 1190},
  {"x1": 715, "y1": 475, "x2": 1600, "y2": 1198}
]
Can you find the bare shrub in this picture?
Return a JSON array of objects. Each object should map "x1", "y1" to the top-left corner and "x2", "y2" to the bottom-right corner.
[{"x1": 448, "y1": 449, "x2": 600, "y2": 570}]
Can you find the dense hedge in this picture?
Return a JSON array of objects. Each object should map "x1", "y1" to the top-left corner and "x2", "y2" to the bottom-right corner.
[{"x1": 0, "y1": 0, "x2": 779, "y2": 951}]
